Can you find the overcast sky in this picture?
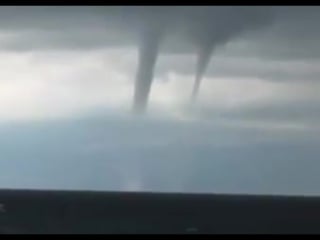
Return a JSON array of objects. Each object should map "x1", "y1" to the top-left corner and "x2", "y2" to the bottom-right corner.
[{"x1": 0, "y1": 6, "x2": 320, "y2": 195}]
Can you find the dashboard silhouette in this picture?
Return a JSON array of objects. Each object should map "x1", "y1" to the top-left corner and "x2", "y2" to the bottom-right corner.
[{"x1": 1, "y1": 189, "x2": 320, "y2": 234}]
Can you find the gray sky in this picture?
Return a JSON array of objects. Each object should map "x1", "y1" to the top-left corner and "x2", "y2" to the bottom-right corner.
[{"x1": 0, "y1": 6, "x2": 320, "y2": 195}]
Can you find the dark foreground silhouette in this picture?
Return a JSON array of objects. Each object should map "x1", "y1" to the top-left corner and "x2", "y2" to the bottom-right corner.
[{"x1": 1, "y1": 189, "x2": 320, "y2": 234}]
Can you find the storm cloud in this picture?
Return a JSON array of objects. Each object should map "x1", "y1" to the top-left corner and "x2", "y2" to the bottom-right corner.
[{"x1": 0, "y1": 6, "x2": 318, "y2": 111}]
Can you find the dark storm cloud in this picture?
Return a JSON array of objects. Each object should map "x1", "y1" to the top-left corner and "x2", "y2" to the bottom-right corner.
[
  {"x1": 0, "y1": 6, "x2": 272, "y2": 51},
  {"x1": 0, "y1": 7, "x2": 317, "y2": 52},
  {"x1": 222, "y1": 6, "x2": 320, "y2": 61},
  {"x1": 0, "y1": 6, "x2": 318, "y2": 59}
]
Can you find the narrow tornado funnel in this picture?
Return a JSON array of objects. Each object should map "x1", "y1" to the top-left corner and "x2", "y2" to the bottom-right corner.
[
  {"x1": 133, "y1": 27, "x2": 162, "y2": 114},
  {"x1": 191, "y1": 42, "x2": 214, "y2": 103}
]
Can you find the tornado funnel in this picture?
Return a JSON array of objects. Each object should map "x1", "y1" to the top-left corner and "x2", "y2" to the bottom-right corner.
[
  {"x1": 133, "y1": 27, "x2": 162, "y2": 114},
  {"x1": 191, "y1": 43, "x2": 214, "y2": 102}
]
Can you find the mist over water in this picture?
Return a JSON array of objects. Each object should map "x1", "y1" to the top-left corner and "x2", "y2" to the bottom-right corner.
[{"x1": 0, "y1": 111, "x2": 320, "y2": 196}]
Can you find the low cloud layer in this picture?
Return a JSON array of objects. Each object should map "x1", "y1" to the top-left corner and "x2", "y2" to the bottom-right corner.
[{"x1": 0, "y1": 46, "x2": 318, "y2": 122}]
